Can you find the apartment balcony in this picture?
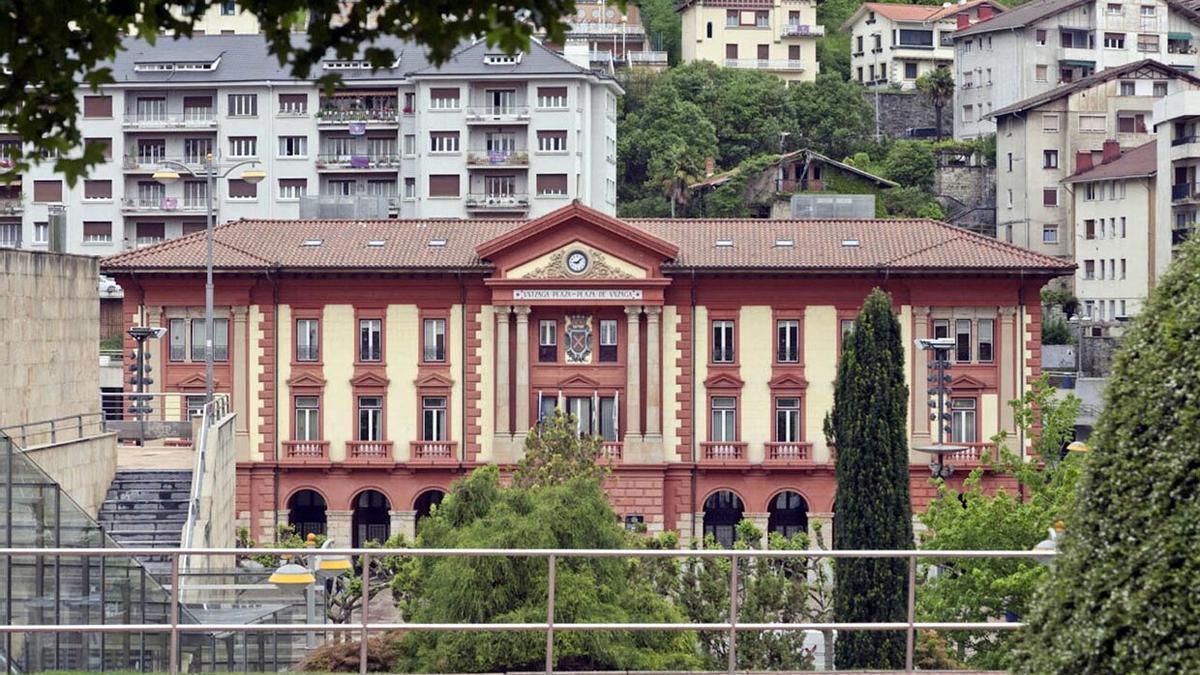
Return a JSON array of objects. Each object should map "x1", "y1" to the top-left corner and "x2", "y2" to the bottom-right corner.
[
  {"x1": 464, "y1": 193, "x2": 530, "y2": 210},
  {"x1": 943, "y1": 442, "x2": 997, "y2": 468},
  {"x1": 0, "y1": 197, "x2": 23, "y2": 215},
  {"x1": 123, "y1": 156, "x2": 205, "y2": 173},
  {"x1": 121, "y1": 111, "x2": 217, "y2": 130},
  {"x1": 1170, "y1": 135, "x2": 1200, "y2": 160},
  {"x1": 410, "y1": 440, "x2": 458, "y2": 464},
  {"x1": 699, "y1": 441, "x2": 748, "y2": 465},
  {"x1": 315, "y1": 108, "x2": 400, "y2": 126},
  {"x1": 1171, "y1": 183, "x2": 1200, "y2": 203},
  {"x1": 466, "y1": 149, "x2": 530, "y2": 168},
  {"x1": 940, "y1": 34, "x2": 955, "y2": 46},
  {"x1": 763, "y1": 441, "x2": 815, "y2": 465},
  {"x1": 282, "y1": 439, "x2": 331, "y2": 463},
  {"x1": 628, "y1": 50, "x2": 669, "y2": 66},
  {"x1": 120, "y1": 197, "x2": 207, "y2": 214},
  {"x1": 567, "y1": 21, "x2": 647, "y2": 37},
  {"x1": 1172, "y1": 222, "x2": 1196, "y2": 247},
  {"x1": 315, "y1": 153, "x2": 401, "y2": 171},
  {"x1": 464, "y1": 106, "x2": 531, "y2": 125},
  {"x1": 601, "y1": 441, "x2": 623, "y2": 461},
  {"x1": 781, "y1": 23, "x2": 825, "y2": 38},
  {"x1": 723, "y1": 59, "x2": 806, "y2": 72},
  {"x1": 345, "y1": 440, "x2": 394, "y2": 463}
]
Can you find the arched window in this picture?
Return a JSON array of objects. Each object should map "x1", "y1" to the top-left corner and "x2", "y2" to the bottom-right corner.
[
  {"x1": 352, "y1": 489, "x2": 391, "y2": 547},
  {"x1": 767, "y1": 490, "x2": 809, "y2": 540},
  {"x1": 287, "y1": 489, "x2": 327, "y2": 538},
  {"x1": 414, "y1": 489, "x2": 446, "y2": 529},
  {"x1": 706, "y1": 21, "x2": 713, "y2": 38},
  {"x1": 703, "y1": 490, "x2": 744, "y2": 548}
]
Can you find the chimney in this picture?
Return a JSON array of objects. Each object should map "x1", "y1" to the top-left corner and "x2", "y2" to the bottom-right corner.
[
  {"x1": 705, "y1": 157, "x2": 715, "y2": 177},
  {"x1": 1075, "y1": 150, "x2": 1093, "y2": 174},
  {"x1": 957, "y1": 12, "x2": 970, "y2": 29},
  {"x1": 1103, "y1": 139, "x2": 1121, "y2": 163},
  {"x1": 978, "y1": 4, "x2": 994, "y2": 19}
]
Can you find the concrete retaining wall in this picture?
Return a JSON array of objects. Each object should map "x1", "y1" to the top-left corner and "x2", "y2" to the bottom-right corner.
[{"x1": 21, "y1": 432, "x2": 118, "y2": 517}]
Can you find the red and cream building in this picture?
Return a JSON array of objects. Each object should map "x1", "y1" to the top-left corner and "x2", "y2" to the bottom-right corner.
[{"x1": 102, "y1": 204, "x2": 1070, "y2": 547}]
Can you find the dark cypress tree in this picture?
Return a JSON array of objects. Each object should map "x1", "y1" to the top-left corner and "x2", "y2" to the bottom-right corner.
[
  {"x1": 830, "y1": 288, "x2": 913, "y2": 669},
  {"x1": 1016, "y1": 238, "x2": 1200, "y2": 674}
]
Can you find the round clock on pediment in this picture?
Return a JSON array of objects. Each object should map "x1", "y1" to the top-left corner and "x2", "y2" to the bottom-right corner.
[{"x1": 566, "y1": 249, "x2": 590, "y2": 275}]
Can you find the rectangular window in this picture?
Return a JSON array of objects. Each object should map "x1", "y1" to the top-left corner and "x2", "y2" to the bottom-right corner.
[
  {"x1": 32, "y1": 222, "x2": 48, "y2": 245},
  {"x1": 710, "y1": 396, "x2": 738, "y2": 442},
  {"x1": 951, "y1": 398, "x2": 977, "y2": 443},
  {"x1": 898, "y1": 29, "x2": 933, "y2": 47},
  {"x1": 1154, "y1": 81, "x2": 1168, "y2": 97},
  {"x1": 1035, "y1": 29, "x2": 1047, "y2": 45},
  {"x1": 429, "y1": 87, "x2": 460, "y2": 109},
  {"x1": 85, "y1": 137, "x2": 112, "y2": 160},
  {"x1": 1086, "y1": 219, "x2": 1096, "y2": 238},
  {"x1": 776, "y1": 319, "x2": 799, "y2": 363},
  {"x1": 775, "y1": 397, "x2": 801, "y2": 443},
  {"x1": 296, "y1": 318, "x2": 319, "y2": 361},
  {"x1": 278, "y1": 93, "x2": 307, "y2": 114},
  {"x1": 429, "y1": 131, "x2": 460, "y2": 153},
  {"x1": 83, "y1": 179, "x2": 112, "y2": 200},
  {"x1": 83, "y1": 95, "x2": 112, "y2": 118},
  {"x1": 1043, "y1": 224, "x2": 1059, "y2": 243},
  {"x1": 1121, "y1": 258, "x2": 1127, "y2": 279},
  {"x1": 1104, "y1": 32, "x2": 1126, "y2": 49},
  {"x1": 183, "y1": 137, "x2": 213, "y2": 163},
  {"x1": 33, "y1": 180, "x2": 62, "y2": 203},
  {"x1": 189, "y1": 318, "x2": 228, "y2": 361},
  {"x1": 755, "y1": 10, "x2": 769, "y2": 27},
  {"x1": 537, "y1": 86, "x2": 568, "y2": 108},
  {"x1": 726, "y1": 9, "x2": 738, "y2": 26},
  {"x1": 357, "y1": 396, "x2": 383, "y2": 441},
  {"x1": 428, "y1": 174, "x2": 460, "y2": 197},
  {"x1": 840, "y1": 318, "x2": 856, "y2": 344},
  {"x1": 294, "y1": 396, "x2": 320, "y2": 441},
  {"x1": 82, "y1": 221, "x2": 112, "y2": 243},
  {"x1": 1043, "y1": 149, "x2": 1059, "y2": 168},
  {"x1": 423, "y1": 318, "x2": 446, "y2": 362},
  {"x1": 536, "y1": 173, "x2": 568, "y2": 196},
  {"x1": 278, "y1": 135, "x2": 307, "y2": 157},
  {"x1": 1084, "y1": 259, "x2": 1096, "y2": 279},
  {"x1": 978, "y1": 319, "x2": 994, "y2": 362},
  {"x1": 1117, "y1": 113, "x2": 1147, "y2": 133},
  {"x1": 955, "y1": 318, "x2": 972, "y2": 362},
  {"x1": 422, "y1": 397, "x2": 448, "y2": 441},
  {"x1": 1035, "y1": 64, "x2": 1049, "y2": 82},
  {"x1": 227, "y1": 178, "x2": 257, "y2": 199},
  {"x1": 1043, "y1": 113, "x2": 1059, "y2": 132},
  {"x1": 403, "y1": 134, "x2": 416, "y2": 155},
  {"x1": 712, "y1": 320, "x2": 735, "y2": 363},
  {"x1": 537, "y1": 130, "x2": 567, "y2": 152},
  {"x1": 599, "y1": 396, "x2": 617, "y2": 441},
  {"x1": 1137, "y1": 33, "x2": 1159, "y2": 53},
  {"x1": 1120, "y1": 80, "x2": 1136, "y2": 96},
  {"x1": 404, "y1": 177, "x2": 416, "y2": 199},
  {"x1": 135, "y1": 97, "x2": 166, "y2": 121},
  {"x1": 227, "y1": 93, "x2": 258, "y2": 117},
  {"x1": 904, "y1": 62, "x2": 918, "y2": 79},
  {"x1": 359, "y1": 318, "x2": 382, "y2": 362},
  {"x1": 403, "y1": 91, "x2": 415, "y2": 112},
  {"x1": 1080, "y1": 115, "x2": 1106, "y2": 133},
  {"x1": 229, "y1": 136, "x2": 257, "y2": 157},
  {"x1": 169, "y1": 318, "x2": 186, "y2": 361},
  {"x1": 538, "y1": 320, "x2": 557, "y2": 362},
  {"x1": 279, "y1": 178, "x2": 306, "y2": 200},
  {"x1": 599, "y1": 319, "x2": 618, "y2": 363},
  {"x1": 962, "y1": 105, "x2": 974, "y2": 123}
]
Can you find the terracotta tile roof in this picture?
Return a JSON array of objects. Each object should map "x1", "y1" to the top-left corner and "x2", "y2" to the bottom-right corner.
[
  {"x1": 990, "y1": 60, "x2": 1200, "y2": 119},
  {"x1": 927, "y1": 0, "x2": 1007, "y2": 22},
  {"x1": 1064, "y1": 141, "x2": 1157, "y2": 183},
  {"x1": 101, "y1": 213, "x2": 1072, "y2": 275},
  {"x1": 860, "y1": 2, "x2": 943, "y2": 21},
  {"x1": 954, "y1": 0, "x2": 1089, "y2": 37}
]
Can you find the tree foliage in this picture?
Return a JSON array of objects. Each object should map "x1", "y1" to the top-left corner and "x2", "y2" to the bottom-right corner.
[
  {"x1": 829, "y1": 288, "x2": 913, "y2": 669},
  {"x1": 0, "y1": 0, "x2": 579, "y2": 182},
  {"x1": 634, "y1": 0, "x2": 682, "y2": 65},
  {"x1": 916, "y1": 68, "x2": 955, "y2": 141},
  {"x1": 512, "y1": 409, "x2": 611, "y2": 489},
  {"x1": 883, "y1": 141, "x2": 937, "y2": 191},
  {"x1": 1016, "y1": 237, "x2": 1200, "y2": 674}
]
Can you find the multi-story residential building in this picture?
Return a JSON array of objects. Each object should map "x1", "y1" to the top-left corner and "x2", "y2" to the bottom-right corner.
[
  {"x1": 102, "y1": 202, "x2": 1069, "y2": 547},
  {"x1": 954, "y1": 0, "x2": 1200, "y2": 139},
  {"x1": 677, "y1": 0, "x2": 823, "y2": 82},
  {"x1": 557, "y1": 0, "x2": 669, "y2": 70},
  {"x1": 0, "y1": 35, "x2": 620, "y2": 256},
  {"x1": 842, "y1": 0, "x2": 1005, "y2": 89},
  {"x1": 1065, "y1": 140, "x2": 1157, "y2": 319},
  {"x1": 992, "y1": 60, "x2": 1200, "y2": 258},
  {"x1": 1153, "y1": 88, "x2": 1200, "y2": 277}
]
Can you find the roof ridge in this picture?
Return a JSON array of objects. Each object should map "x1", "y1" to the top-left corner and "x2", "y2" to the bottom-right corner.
[{"x1": 991, "y1": 59, "x2": 1200, "y2": 118}]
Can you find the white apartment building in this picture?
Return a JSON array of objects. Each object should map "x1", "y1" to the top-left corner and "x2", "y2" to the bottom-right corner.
[
  {"x1": 1153, "y1": 88, "x2": 1200, "y2": 279},
  {"x1": 1065, "y1": 140, "x2": 1157, "y2": 318},
  {"x1": 677, "y1": 0, "x2": 823, "y2": 82},
  {"x1": 954, "y1": 0, "x2": 1200, "y2": 139},
  {"x1": 842, "y1": 0, "x2": 1005, "y2": 89},
  {"x1": 992, "y1": 59, "x2": 1199, "y2": 258},
  {"x1": 0, "y1": 35, "x2": 621, "y2": 255}
]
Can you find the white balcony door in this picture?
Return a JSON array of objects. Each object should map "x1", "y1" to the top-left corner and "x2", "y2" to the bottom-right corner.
[
  {"x1": 487, "y1": 89, "x2": 516, "y2": 114},
  {"x1": 485, "y1": 175, "x2": 516, "y2": 197},
  {"x1": 486, "y1": 132, "x2": 516, "y2": 153}
]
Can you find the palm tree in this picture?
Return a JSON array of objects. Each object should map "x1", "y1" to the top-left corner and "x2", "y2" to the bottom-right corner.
[
  {"x1": 917, "y1": 68, "x2": 955, "y2": 141},
  {"x1": 657, "y1": 145, "x2": 701, "y2": 217}
]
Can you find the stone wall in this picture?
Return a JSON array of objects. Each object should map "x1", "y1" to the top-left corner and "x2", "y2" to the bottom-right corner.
[
  {"x1": 935, "y1": 162, "x2": 997, "y2": 236},
  {"x1": 22, "y1": 432, "x2": 118, "y2": 517},
  {"x1": 865, "y1": 90, "x2": 953, "y2": 140},
  {"x1": 0, "y1": 250, "x2": 100, "y2": 428}
]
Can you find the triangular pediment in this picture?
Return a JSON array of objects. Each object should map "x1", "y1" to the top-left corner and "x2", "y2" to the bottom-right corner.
[
  {"x1": 949, "y1": 374, "x2": 988, "y2": 391},
  {"x1": 350, "y1": 371, "x2": 390, "y2": 388},
  {"x1": 176, "y1": 373, "x2": 218, "y2": 389},
  {"x1": 768, "y1": 373, "x2": 809, "y2": 389},
  {"x1": 557, "y1": 373, "x2": 603, "y2": 389},
  {"x1": 704, "y1": 372, "x2": 745, "y2": 389},
  {"x1": 415, "y1": 372, "x2": 455, "y2": 388},
  {"x1": 287, "y1": 371, "x2": 327, "y2": 388},
  {"x1": 508, "y1": 241, "x2": 648, "y2": 280}
]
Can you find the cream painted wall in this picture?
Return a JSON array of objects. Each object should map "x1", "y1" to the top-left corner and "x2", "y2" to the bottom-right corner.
[
  {"x1": 982, "y1": 393, "x2": 999, "y2": 442},
  {"x1": 694, "y1": 306, "x2": 709, "y2": 444},
  {"x1": 475, "y1": 306, "x2": 495, "y2": 462},
  {"x1": 249, "y1": 304, "x2": 264, "y2": 462},
  {"x1": 740, "y1": 306, "x2": 772, "y2": 463},
  {"x1": 662, "y1": 305, "x2": 682, "y2": 462},
  {"x1": 803, "y1": 306, "x2": 837, "y2": 462},
  {"x1": 450, "y1": 304, "x2": 464, "y2": 447},
  {"x1": 899, "y1": 305, "x2": 912, "y2": 438},
  {"x1": 507, "y1": 241, "x2": 648, "y2": 279},
  {"x1": 277, "y1": 304, "x2": 292, "y2": 457},
  {"x1": 679, "y1": 1, "x2": 820, "y2": 82},
  {"x1": 386, "y1": 305, "x2": 420, "y2": 461},
  {"x1": 323, "y1": 305, "x2": 355, "y2": 461}
]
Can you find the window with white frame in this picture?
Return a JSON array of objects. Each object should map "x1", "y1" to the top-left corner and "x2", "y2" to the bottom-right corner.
[
  {"x1": 1080, "y1": 115, "x2": 1106, "y2": 133},
  {"x1": 227, "y1": 93, "x2": 258, "y2": 116},
  {"x1": 404, "y1": 177, "x2": 416, "y2": 199},
  {"x1": 365, "y1": 180, "x2": 396, "y2": 197},
  {"x1": 0, "y1": 222, "x2": 21, "y2": 247},
  {"x1": 33, "y1": 221, "x2": 48, "y2": 245},
  {"x1": 712, "y1": 320, "x2": 735, "y2": 363},
  {"x1": 229, "y1": 136, "x2": 257, "y2": 157},
  {"x1": 955, "y1": 318, "x2": 972, "y2": 362},
  {"x1": 278, "y1": 178, "x2": 306, "y2": 200},
  {"x1": 1120, "y1": 80, "x2": 1136, "y2": 96},
  {"x1": 775, "y1": 397, "x2": 801, "y2": 442},
  {"x1": 403, "y1": 134, "x2": 416, "y2": 156},
  {"x1": 950, "y1": 398, "x2": 977, "y2": 442},
  {"x1": 294, "y1": 396, "x2": 320, "y2": 440},
  {"x1": 429, "y1": 131, "x2": 459, "y2": 153},
  {"x1": 429, "y1": 88, "x2": 460, "y2": 109},
  {"x1": 599, "y1": 319, "x2": 618, "y2": 362},
  {"x1": 1103, "y1": 32, "x2": 1126, "y2": 49},
  {"x1": 710, "y1": 396, "x2": 738, "y2": 442},
  {"x1": 537, "y1": 86, "x2": 568, "y2": 108},
  {"x1": 1043, "y1": 113, "x2": 1059, "y2": 132},
  {"x1": 1043, "y1": 224, "x2": 1059, "y2": 244},
  {"x1": 538, "y1": 320, "x2": 557, "y2": 362},
  {"x1": 188, "y1": 318, "x2": 229, "y2": 361},
  {"x1": 278, "y1": 135, "x2": 307, "y2": 157},
  {"x1": 278, "y1": 93, "x2": 307, "y2": 114},
  {"x1": 422, "y1": 396, "x2": 447, "y2": 441},
  {"x1": 776, "y1": 319, "x2": 799, "y2": 363},
  {"x1": 537, "y1": 130, "x2": 567, "y2": 152},
  {"x1": 296, "y1": 318, "x2": 319, "y2": 361},
  {"x1": 358, "y1": 396, "x2": 383, "y2": 441},
  {"x1": 359, "y1": 318, "x2": 382, "y2": 362},
  {"x1": 423, "y1": 318, "x2": 446, "y2": 362},
  {"x1": 978, "y1": 319, "x2": 994, "y2": 362}
]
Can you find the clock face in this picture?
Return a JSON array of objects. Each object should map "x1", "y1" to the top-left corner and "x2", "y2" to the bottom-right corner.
[{"x1": 566, "y1": 250, "x2": 589, "y2": 274}]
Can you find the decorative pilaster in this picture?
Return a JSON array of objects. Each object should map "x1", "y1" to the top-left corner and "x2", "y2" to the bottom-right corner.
[
  {"x1": 231, "y1": 306, "x2": 250, "y2": 453},
  {"x1": 495, "y1": 307, "x2": 511, "y2": 436},
  {"x1": 644, "y1": 306, "x2": 662, "y2": 437},
  {"x1": 391, "y1": 510, "x2": 417, "y2": 541},
  {"x1": 325, "y1": 510, "x2": 353, "y2": 549},
  {"x1": 625, "y1": 306, "x2": 642, "y2": 439},
  {"x1": 912, "y1": 306, "x2": 931, "y2": 447},
  {"x1": 513, "y1": 306, "x2": 531, "y2": 435},
  {"x1": 999, "y1": 307, "x2": 1018, "y2": 434}
]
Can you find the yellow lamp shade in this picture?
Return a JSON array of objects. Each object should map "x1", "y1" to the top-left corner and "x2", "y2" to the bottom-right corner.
[
  {"x1": 153, "y1": 169, "x2": 181, "y2": 184},
  {"x1": 240, "y1": 169, "x2": 266, "y2": 184},
  {"x1": 269, "y1": 562, "x2": 315, "y2": 587},
  {"x1": 318, "y1": 556, "x2": 352, "y2": 574},
  {"x1": 1067, "y1": 441, "x2": 1090, "y2": 453}
]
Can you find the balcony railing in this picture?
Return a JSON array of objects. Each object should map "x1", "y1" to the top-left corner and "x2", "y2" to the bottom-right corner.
[
  {"x1": 411, "y1": 440, "x2": 458, "y2": 462},
  {"x1": 315, "y1": 108, "x2": 399, "y2": 123},
  {"x1": 464, "y1": 106, "x2": 531, "y2": 123},
  {"x1": 940, "y1": 34, "x2": 955, "y2": 46},
  {"x1": 943, "y1": 442, "x2": 997, "y2": 467},
  {"x1": 781, "y1": 23, "x2": 825, "y2": 37},
  {"x1": 315, "y1": 153, "x2": 401, "y2": 169},
  {"x1": 1173, "y1": 222, "x2": 1196, "y2": 247},
  {"x1": 764, "y1": 441, "x2": 814, "y2": 463},
  {"x1": 346, "y1": 440, "x2": 393, "y2": 462},
  {"x1": 123, "y1": 155, "x2": 209, "y2": 172},
  {"x1": 465, "y1": 193, "x2": 530, "y2": 209},
  {"x1": 602, "y1": 441, "x2": 623, "y2": 461},
  {"x1": 122, "y1": 111, "x2": 217, "y2": 128},
  {"x1": 1172, "y1": 183, "x2": 1200, "y2": 201},
  {"x1": 0, "y1": 197, "x2": 23, "y2": 214},
  {"x1": 282, "y1": 439, "x2": 331, "y2": 462},
  {"x1": 628, "y1": 51, "x2": 669, "y2": 64},
  {"x1": 567, "y1": 21, "x2": 647, "y2": 36},
  {"x1": 466, "y1": 150, "x2": 530, "y2": 167},
  {"x1": 700, "y1": 441, "x2": 748, "y2": 463},
  {"x1": 723, "y1": 59, "x2": 806, "y2": 71},
  {"x1": 120, "y1": 197, "x2": 206, "y2": 213}
]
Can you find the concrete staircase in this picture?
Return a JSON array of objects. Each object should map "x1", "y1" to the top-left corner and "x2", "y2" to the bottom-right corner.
[{"x1": 98, "y1": 469, "x2": 192, "y2": 575}]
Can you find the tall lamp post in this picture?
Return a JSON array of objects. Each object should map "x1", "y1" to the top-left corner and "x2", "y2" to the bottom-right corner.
[
  {"x1": 914, "y1": 337, "x2": 964, "y2": 478},
  {"x1": 153, "y1": 155, "x2": 264, "y2": 404}
]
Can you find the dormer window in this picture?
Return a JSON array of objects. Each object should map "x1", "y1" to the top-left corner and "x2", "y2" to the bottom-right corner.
[
  {"x1": 133, "y1": 58, "x2": 220, "y2": 72},
  {"x1": 322, "y1": 60, "x2": 371, "y2": 70},
  {"x1": 484, "y1": 53, "x2": 522, "y2": 65}
]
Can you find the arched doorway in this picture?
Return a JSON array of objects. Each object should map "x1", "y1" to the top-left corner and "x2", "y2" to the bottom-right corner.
[
  {"x1": 414, "y1": 489, "x2": 445, "y2": 529},
  {"x1": 703, "y1": 490, "x2": 744, "y2": 548},
  {"x1": 768, "y1": 491, "x2": 809, "y2": 539},
  {"x1": 351, "y1": 489, "x2": 391, "y2": 547},
  {"x1": 287, "y1": 489, "x2": 327, "y2": 538}
]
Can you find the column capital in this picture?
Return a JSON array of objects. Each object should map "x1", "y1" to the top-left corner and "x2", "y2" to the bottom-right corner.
[
  {"x1": 231, "y1": 306, "x2": 249, "y2": 319},
  {"x1": 495, "y1": 306, "x2": 512, "y2": 322},
  {"x1": 625, "y1": 305, "x2": 643, "y2": 319},
  {"x1": 643, "y1": 305, "x2": 663, "y2": 318},
  {"x1": 998, "y1": 306, "x2": 1018, "y2": 318},
  {"x1": 513, "y1": 305, "x2": 532, "y2": 319},
  {"x1": 913, "y1": 305, "x2": 931, "y2": 318}
]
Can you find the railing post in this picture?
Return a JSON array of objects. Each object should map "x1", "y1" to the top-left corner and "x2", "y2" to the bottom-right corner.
[
  {"x1": 545, "y1": 553, "x2": 557, "y2": 674},
  {"x1": 728, "y1": 553, "x2": 739, "y2": 674},
  {"x1": 77, "y1": 415, "x2": 83, "y2": 438},
  {"x1": 169, "y1": 551, "x2": 180, "y2": 675},
  {"x1": 359, "y1": 551, "x2": 370, "y2": 675},
  {"x1": 905, "y1": 553, "x2": 917, "y2": 673},
  {"x1": 49, "y1": 418, "x2": 56, "y2": 444}
]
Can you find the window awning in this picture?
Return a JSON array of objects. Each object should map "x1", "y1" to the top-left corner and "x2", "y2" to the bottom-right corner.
[
  {"x1": 1169, "y1": 32, "x2": 1193, "y2": 41},
  {"x1": 1059, "y1": 59, "x2": 1096, "y2": 67}
]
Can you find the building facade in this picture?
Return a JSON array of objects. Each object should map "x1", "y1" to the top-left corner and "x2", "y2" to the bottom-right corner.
[
  {"x1": 678, "y1": 0, "x2": 823, "y2": 82},
  {"x1": 1066, "y1": 141, "x2": 1157, "y2": 319},
  {"x1": 556, "y1": 1, "x2": 669, "y2": 71},
  {"x1": 843, "y1": 0, "x2": 1004, "y2": 90},
  {"x1": 0, "y1": 35, "x2": 620, "y2": 255},
  {"x1": 992, "y1": 60, "x2": 1199, "y2": 258},
  {"x1": 102, "y1": 203, "x2": 1069, "y2": 548},
  {"x1": 1153, "y1": 89, "x2": 1200, "y2": 276},
  {"x1": 954, "y1": 0, "x2": 1200, "y2": 139}
]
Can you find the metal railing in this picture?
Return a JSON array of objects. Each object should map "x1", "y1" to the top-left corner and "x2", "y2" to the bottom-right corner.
[
  {"x1": 464, "y1": 106, "x2": 531, "y2": 121},
  {"x1": 464, "y1": 192, "x2": 530, "y2": 208},
  {"x1": 122, "y1": 111, "x2": 217, "y2": 127},
  {"x1": 315, "y1": 108, "x2": 399, "y2": 123},
  {"x1": 780, "y1": 23, "x2": 825, "y2": 37},
  {"x1": 627, "y1": 50, "x2": 669, "y2": 64},
  {"x1": 182, "y1": 395, "x2": 231, "y2": 550},
  {"x1": 0, "y1": 546, "x2": 1052, "y2": 675},
  {"x1": 315, "y1": 153, "x2": 400, "y2": 168},
  {"x1": 724, "y1": 58, "x2": 805, "y2": 71},
  {"x1": 0, "y1": 413, "x2": 108, "y2": 448}
]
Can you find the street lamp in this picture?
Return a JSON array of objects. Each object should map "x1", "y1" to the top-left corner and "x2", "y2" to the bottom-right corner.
[
  {"x1": 155, "y1": 154, "x2": 264, "y2": 404},
  {"x1": 913, "y1": 337, "x2": 965, "y2": 479},
  {"x1": 1033, "y1": 520, "x2": 1066, "y2": 566},
  {"x1": 268, "y1": 535, "x2": 351, "y2": 648}
]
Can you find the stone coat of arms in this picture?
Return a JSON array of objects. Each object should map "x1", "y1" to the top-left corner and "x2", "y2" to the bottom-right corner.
[{"x1": 564, "y1": 315, "x2": 593, "y2": 363}]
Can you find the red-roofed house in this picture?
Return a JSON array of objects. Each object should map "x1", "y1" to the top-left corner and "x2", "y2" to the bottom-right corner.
[{"x1": 101, "y1": 203, "x2": 1070, "y2": 547}]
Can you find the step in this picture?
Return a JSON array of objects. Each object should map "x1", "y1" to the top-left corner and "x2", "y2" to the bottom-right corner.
[
  {"x1": 99, "y1": 512, "x2": 188, "y2": 524},
  {"x1": 114, "y1": 470, "x2": 193, "y2": 480},
  {"x1": 104, "y1": 489, "x2": 191, "y2": 501},
  {"x1": 99, "y1": 502, "x2": 189, "y2": 514}
]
